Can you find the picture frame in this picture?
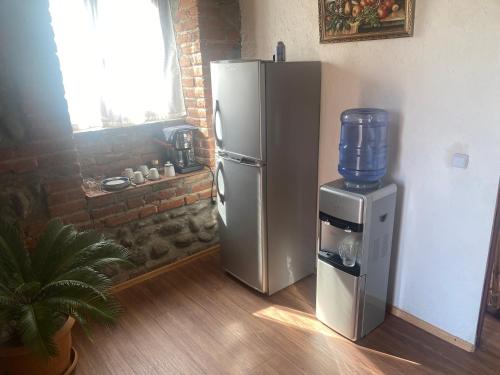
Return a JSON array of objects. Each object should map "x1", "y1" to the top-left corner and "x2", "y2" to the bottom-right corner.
[{"x1": 319, "y1": 0, "x2": 415, "y2": 44}]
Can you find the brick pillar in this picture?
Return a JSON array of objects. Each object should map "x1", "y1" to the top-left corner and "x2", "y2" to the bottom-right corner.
[{"x1": 174, "y1": 0, "x2": 241, "y2": 167}]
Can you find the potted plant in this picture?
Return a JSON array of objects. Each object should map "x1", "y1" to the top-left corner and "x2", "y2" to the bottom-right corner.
[{"x1": 0, "y1": 218, "x2": 130, "y2": 375}]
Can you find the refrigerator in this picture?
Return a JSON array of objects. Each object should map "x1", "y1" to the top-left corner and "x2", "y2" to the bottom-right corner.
[{"x1": 211, "y1": 60, "x2": 321, "y2": 295}]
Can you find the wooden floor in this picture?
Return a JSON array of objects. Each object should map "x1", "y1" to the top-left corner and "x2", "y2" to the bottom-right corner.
[{"x1": 74, "y1": 253, "x2": 500, "y2": 374}]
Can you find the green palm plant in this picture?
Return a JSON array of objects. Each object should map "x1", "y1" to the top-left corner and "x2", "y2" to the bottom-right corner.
[{"x1": 0, "y1": 219, "x2": 130, "y2": 359}]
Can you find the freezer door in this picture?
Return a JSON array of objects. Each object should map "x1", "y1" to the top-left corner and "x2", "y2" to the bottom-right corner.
[
  {"x1": 216, "y1": 156, "x2": 267, "y2": 292},
  {"x1": 211, "y1": 60, "x2": 265, "y2": 161}
]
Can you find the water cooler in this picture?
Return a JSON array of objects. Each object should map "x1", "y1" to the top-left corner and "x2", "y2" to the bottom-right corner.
[{"x1": 316, "y1": 179, "x2": 397, "y2": 340}]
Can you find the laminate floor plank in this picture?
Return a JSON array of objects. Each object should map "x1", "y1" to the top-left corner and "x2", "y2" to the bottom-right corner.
[{"x1": 73, "y1": 253, "x2": 500, "y2": 375}]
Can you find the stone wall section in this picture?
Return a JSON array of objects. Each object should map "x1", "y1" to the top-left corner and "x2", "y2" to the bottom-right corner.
[{"x1": 103, "y1": 199, "x2": 218, "y2": 283}]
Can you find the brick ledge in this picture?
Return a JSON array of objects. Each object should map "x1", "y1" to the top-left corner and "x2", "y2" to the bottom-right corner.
[{"x1": 84, "y1": 169, "x2": 209, "y2": 200}]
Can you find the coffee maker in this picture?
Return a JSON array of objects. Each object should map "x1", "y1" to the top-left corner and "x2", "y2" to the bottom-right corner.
[{"x1": 161, "y1": 125, "x2": 203, "y2": 174}]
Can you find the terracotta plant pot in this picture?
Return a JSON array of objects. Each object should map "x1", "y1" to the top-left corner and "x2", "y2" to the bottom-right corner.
[{"x1": 0, "y1": 317, "x2": 78, "y2": 375}]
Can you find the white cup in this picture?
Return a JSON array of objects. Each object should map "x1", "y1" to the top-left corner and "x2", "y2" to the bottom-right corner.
[
  {"x1": 133, "y1": 171, "x2": 145, "y2": 184},
  {"x1": 123, "y1": 168, "x2": 134, "y2": 180},
  {"x1": 148, "y1": 168, "x2": 160, "y2": 180},
  {"x1": 138, "y1": 165, "x2": 149, "y2": 177},
  {"x1": 164, "y1": 162, "x2": 175, "y2": 177}
]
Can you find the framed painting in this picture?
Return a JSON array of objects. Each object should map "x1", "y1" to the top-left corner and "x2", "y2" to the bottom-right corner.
[{"x1": 319, "y1": 0, "x2": 415, "y2": 43}]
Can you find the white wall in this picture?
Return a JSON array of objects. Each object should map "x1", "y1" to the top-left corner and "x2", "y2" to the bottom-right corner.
[{"x1": 240, "y1": 0, "x2": 500, "y2": 344}]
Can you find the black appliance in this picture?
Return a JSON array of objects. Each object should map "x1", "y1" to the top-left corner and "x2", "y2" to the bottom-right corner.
[{"x1": 161, "y1": 125, "x2": 203, "y2": 174}]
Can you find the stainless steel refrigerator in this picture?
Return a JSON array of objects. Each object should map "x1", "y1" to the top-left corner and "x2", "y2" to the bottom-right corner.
[{"x1": 211, "y1": 60, "x2": 321, "y2": 295}]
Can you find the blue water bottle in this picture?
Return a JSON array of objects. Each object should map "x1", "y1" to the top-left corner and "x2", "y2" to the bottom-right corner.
[{"x1": 338, "y1": 108, "x2": 388, "y2": 190}]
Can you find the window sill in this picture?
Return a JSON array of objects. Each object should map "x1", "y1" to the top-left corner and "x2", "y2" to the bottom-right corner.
[{"x1": 73, "y1": 118, "x2": 187, "y2": 136}]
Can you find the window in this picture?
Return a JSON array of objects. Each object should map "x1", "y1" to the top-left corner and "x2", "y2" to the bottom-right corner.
[{"x1": 49, "y1": 0, "x2": 185, "y2": 132}]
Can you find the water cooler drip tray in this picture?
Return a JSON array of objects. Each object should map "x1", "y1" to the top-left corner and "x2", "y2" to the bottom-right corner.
[{"x1": 318, "y1": 250, "x2": 360, "y2": 277}]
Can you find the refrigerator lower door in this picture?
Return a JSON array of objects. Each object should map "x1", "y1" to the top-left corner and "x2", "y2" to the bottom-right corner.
[
  {"x1": 216, "y1": 156, "x2": 267, "y2": 292},
  {"x1": 316, "y1": 259, "x2": 366, "y2": 341}
]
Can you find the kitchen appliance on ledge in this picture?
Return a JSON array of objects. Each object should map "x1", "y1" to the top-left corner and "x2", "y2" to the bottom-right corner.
[
  {"x1": 316, "y1": 179, "x2": 397, "y2": 341},
  {"x1": 161, "y1": 125, "x2": 203, "y2": 174},
  {"x1": 211, "y1": 59, "x2": 321, "y2": 295}
]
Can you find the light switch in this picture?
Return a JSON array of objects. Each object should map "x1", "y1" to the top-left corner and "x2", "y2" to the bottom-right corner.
[{"x1": 452, "y1": 153, "x2": 469, "y2": 169}]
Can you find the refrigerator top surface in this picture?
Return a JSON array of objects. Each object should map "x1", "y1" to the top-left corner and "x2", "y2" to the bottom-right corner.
[
  {"x1": 211, "y1": 59, "x2": 263, "y2": 64},
  {"x1": 211, "y1": 59, "x2": 321, "y2": 65}
]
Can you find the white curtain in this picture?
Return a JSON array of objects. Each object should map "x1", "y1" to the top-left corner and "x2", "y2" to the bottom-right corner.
[{"x1": 49, "y1": 0, "x2": 185, "y2": 131}]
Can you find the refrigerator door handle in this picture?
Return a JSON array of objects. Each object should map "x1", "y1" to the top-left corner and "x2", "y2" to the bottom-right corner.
[
  {"x1": 238, "y1": 159, "x2": 263, "y2": 168},
  {"x1": 219, "y1": 154, "x2": 264, "y2": 168},
  {"x1": 213, "y1": 100, "x2": 223, "y2": 148},
  {"x1": 215, "y1": 161, "x2": 225, "y2": 204}
]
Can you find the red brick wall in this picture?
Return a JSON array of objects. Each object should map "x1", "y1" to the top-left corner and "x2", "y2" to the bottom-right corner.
[
  {"x1": 75, "y1": 122, "x2": 181, "y2": 179},
  {"x1": 174, "y1": 0, "x2": 241, "y2": 167},
  {"x1": 87, "y1": 171, "x2": 213, "y2": 229},
  {"x1": 0, "y1": 0, "x2": 240, "y2": 249},
  {"x1": 0, "y1": 0, "x2": 90, "y2": 242}
]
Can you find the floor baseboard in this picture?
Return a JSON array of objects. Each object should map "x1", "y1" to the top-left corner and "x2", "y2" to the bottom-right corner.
[
  {"x1": 388, "y1": 304, "x2": 475, "y2": 352},
  {"x1": 112, "y1": 245, "x2": 220, "y2": 293}
]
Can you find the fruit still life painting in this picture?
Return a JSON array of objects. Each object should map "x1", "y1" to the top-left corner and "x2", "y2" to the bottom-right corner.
[{"x1": 319, "y1": 0, "x2": 415, "y2": 43}]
